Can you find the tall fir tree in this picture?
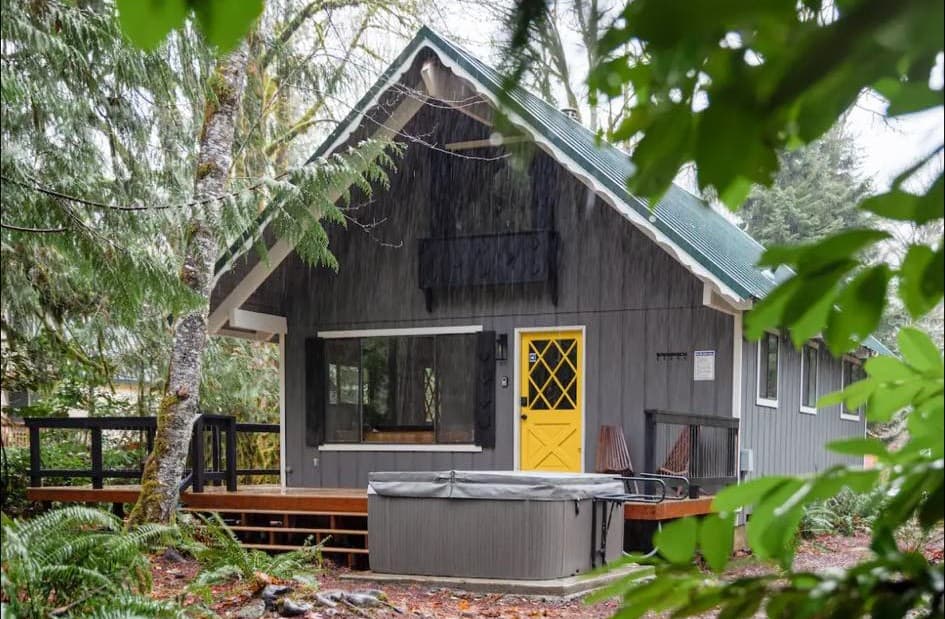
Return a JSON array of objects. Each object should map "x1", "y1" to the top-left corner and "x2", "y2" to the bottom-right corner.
[{"x1": 739, "y1": 126, "x2": 873, "y2": 247}]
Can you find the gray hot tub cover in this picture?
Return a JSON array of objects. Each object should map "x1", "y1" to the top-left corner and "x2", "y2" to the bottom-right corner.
[{"x1": 368, "y1": 470, "x2": 624, "y2": 501}]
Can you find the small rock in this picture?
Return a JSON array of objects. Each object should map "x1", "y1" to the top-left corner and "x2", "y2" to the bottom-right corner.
[
  {"x1": 161, "y1": 547, "x2": 187, "y2": 563},
  {"x1": 234, "y1": 599, "x2": 267, "y2": 619},
  {"x1": 277, "y1": 598, "x2": 313, "y2": 617},
  {"x1": 261, "y1": 584, "x2": 293, "y2": 610}
]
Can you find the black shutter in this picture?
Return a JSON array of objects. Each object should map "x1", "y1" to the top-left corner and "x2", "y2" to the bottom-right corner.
[
  {"x1": 474, "y1": 331, "x2": 496, "y2": 448},
  {"x1": 305, "y1": 337, "x2": 326, "y2": 447}
]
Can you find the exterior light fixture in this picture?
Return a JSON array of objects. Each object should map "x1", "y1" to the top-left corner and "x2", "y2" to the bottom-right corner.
[{"x1": 496, "y1": 333, "x2": 509, "y2": 362}]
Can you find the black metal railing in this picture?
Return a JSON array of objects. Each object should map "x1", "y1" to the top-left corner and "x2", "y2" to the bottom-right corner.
[
  {"x1": 24, "y1": 414, "x2": 280, "y2": 493},
  {"x1": 643, "y1": 410, "x2": 739, "y2": 491}
]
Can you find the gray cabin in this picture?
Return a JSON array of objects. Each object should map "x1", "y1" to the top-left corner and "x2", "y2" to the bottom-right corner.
[{"x1": 209, "y1": 28, "x2": 886, "y2": 492}]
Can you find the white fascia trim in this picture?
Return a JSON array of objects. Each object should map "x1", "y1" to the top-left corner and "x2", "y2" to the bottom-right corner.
[
  {"x1": 278, "y1": 334, "x2": 287, "y2": 488},
  {"x1": 732, "y1": 312, "x2": 743, "y2": 420},
  {"x1": 317, "y1": 325, "x2": 483, "y2": 339},
  {"x1": 422, "y1": 39, "x2": 751, "y2": 309},
  {"x1": 319, "y1": 443, "x2": 482, "y2": 453},
  {"x1": 230, "y1": 309, "x2": 287, "y2": 335}
]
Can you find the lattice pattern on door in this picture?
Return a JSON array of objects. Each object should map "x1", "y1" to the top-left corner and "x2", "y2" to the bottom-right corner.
[{"x1": 526, "y1": 337, "x2": 578, "y2": 410}]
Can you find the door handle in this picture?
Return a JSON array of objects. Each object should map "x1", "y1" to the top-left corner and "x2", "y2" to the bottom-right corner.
[{"x1": 520, "y1": 414, "x2": 528, "y2": 420}]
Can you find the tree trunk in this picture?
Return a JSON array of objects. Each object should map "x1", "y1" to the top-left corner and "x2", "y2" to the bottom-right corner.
[{"x1": 127, "y1": 46, "x2": 249, "y2": 525}]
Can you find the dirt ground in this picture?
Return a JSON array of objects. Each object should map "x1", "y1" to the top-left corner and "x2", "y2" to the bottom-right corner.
[{"x1": 150, "y1": 533, "x2": 944, "y2": 618}]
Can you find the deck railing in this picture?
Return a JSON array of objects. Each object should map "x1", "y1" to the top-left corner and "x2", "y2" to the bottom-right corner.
[
  {"x1": 643, "y1": 409, "x2": 739, "y2": 491},
  {"x1": 24, "y1": 414, "x2": 279, "y2": 493}
]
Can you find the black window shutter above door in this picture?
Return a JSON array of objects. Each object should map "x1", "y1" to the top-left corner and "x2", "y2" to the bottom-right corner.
[
  {"x1": 474, "y1": 331, "x2": 496, "y2": 449},
  {"x1": 305, "y1": 337, "x2": 326, "y2": 447}
]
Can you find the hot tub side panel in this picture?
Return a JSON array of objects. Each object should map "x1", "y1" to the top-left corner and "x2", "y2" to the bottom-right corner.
[{"x1": 368, "y1": 495, "x2": 622, "y2": 580}]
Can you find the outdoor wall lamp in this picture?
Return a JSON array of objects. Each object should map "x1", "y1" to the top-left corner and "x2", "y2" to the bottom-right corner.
[{"x1": 495, "y1": 333, "x2": 509, "y2": 362}]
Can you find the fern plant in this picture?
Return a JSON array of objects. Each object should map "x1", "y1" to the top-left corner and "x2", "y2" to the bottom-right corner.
[
  {"x1": 0, "y1": 506, "x2": 183, "y2": 618},
  {"x1": 181, "y1": 512, "x2": 323, "y2": 585}
]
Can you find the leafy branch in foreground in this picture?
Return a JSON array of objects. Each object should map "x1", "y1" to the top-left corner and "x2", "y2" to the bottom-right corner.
[
  {"x1": 505, "y1": 1, "x2": 942, "y2": 617},
  {"x1": 0, "y1": 506, "x2": 182, "y2": 618}
]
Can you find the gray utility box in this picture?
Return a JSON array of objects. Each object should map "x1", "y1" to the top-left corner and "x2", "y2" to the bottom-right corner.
[{"x1": 368, "y1": 470, "x2": 625, "y2": 580}]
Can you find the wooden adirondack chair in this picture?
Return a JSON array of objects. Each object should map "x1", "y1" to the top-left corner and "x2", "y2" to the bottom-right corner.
[
  {"x1": 595, "y1": 425, "x2": 634, "y2": 475},
  {"x1": 658, "y1": 426, "x2": 694, "y2": 477}
]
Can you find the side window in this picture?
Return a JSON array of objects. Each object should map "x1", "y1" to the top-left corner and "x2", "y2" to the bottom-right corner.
[
  {"x1": 841, "y1": 358, "x2": 865, "y2": 420},
  {"x1": 800, "y1": 342, "x2": 819, "y2": 413},
  {"x1": 757, "y1": 331, "x2": 780, "y2": 407}
]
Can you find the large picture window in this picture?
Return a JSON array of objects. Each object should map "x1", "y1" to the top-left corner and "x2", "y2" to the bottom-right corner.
[
  {"x1": 324, "y1": 334, "x2": 478, "y2": 444},
  {"x1": 841, "y1": 358, "x2": 865, "y2": 421},
  {"x1": 800, "y1": 342, "x2": 819, "y2": 414},
  {"x1": 757, "y1": 331, "x2": 780, "y2": 407}
]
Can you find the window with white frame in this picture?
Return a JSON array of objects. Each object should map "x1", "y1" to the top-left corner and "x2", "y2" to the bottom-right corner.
[
  {"x1": 757, "y1": 331, "x2": 780, "y2": 407},
  {"x1": 800, "y1": 342, "x2": 819, "y2": 413},
  {"x1": 841, "y1": 357, "x2": 866, "y2": 420}
]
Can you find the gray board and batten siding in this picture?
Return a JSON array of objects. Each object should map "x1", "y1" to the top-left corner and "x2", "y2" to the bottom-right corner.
[
  {"x1": 740, "y1": 335, "x2": 866, "y2": 481},
  {"x1": 210, "y1": 31, "x2": 875, "y2": 492},
  {"x1": 250, "y1": 100, "x2": 736, "y2": 489}
]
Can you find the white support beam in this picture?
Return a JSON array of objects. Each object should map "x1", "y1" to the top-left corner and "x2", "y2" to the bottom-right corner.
[
  {"x1": 229, "y1": 309, "x2": 287, "y2": 335},
  {"x1": 215, "y1": 328, "x2": 273, "y2": 342},
  {"x1": 445, "y1": 134, "x2": 530, "y2": 151},
  {"x1": 207, "y1": 85, "x2": 428, "y2": 334}
]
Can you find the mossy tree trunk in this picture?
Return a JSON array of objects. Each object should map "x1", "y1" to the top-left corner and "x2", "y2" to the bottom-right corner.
[{"x1": 127, "y1": 46, "x2": 249, "y2": 525}]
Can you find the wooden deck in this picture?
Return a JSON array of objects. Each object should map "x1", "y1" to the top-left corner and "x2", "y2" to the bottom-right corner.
[
  {"x1": 28, "y1": 484, "x2": 713, "y2": 520},
  {"x1": 623, "y1": 496, "x2": 715, "y2": 520},
  {"x1": 27, "y1": 484, "x2": 368, "y2": 513}
]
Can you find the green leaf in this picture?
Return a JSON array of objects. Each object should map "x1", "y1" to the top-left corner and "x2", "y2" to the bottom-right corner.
[
  {"x1": 116, "y1": 0, "x2": 188, "y2": 50},
  {"x1": 825, "y1": 266, "x2": 891, "y2": 352},
  {"x1": 918, "y1": 477, "x2": 944, "y2": 528},
  {"x1": 869, "y1": 381, "x2": 924, "y2": 422},
  {"x1": 898, "y1": 327, "x2": 944, "y2": 374},
  {"x1": 874, "y1": 77, "x2": 945, "y2": 116},
  {"x1": 713, "y1": 476, "x2": 791, "y2": 512},
  {"x1": 899, "y1": 245, "x2": 942, "y2": 317},
  {"x1": 699, "y1": 513, "x2": 734, "y2": 572},
  {"x1": 192, "y1": 0, "x2": 263, "y2": 51},
  {"x1": 827, "y1": 437, "x2": 888, "y2": 456},
  {"x1": 654, "y1": 516, "x2": 698, "y2": 564},
  {"x1": 865, "y1": 356, "x2": 916, "y2": 381},
  {"x1": 758, "y1": 229, "x2": 889, "y2": 272},
  {"x1": 744, "y1": 278, "x2": 800, "y2": 340}
]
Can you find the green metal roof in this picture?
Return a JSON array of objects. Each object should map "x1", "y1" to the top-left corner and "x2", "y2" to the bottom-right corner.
[{"x1": 300, "y1": 26, "x2": 891, "y2": 356}]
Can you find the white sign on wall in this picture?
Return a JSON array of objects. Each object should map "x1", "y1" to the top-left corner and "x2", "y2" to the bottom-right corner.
[{"x1": 693, "y1": 350, "x2": 716, "y2": 381}]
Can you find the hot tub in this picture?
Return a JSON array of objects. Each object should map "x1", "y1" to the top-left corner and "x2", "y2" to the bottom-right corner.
[{"x1": 368, "y1": 470, "x2": 625, "y2": 580}]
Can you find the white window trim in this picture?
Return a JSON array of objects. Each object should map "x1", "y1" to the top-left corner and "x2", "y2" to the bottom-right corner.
[
  {"x1": 840, "y1": 355, "x2": 863, "y2": 422},
  {"x1": 317, "y1": 325, "x2": 482, "y2": 339},
  {"x1": 799, "y1": 341, "x2": 819, "y2": 415},
  {"x1": 755, "y1": 331, "x2": 780, "y2": 409},
  {"x1": 319, "y1": 443, "x2": 482, "y2": 453}
]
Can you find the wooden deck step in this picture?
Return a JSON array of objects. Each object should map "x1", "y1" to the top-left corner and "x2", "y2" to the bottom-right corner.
[
  {"x1": 244, "y1": 543, "x2": 369, "y2": 554},
  {"x1": 228, "y1": 525, "x2": 367, "y2": 536}
]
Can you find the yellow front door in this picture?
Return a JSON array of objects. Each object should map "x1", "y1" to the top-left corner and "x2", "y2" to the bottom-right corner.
[{"x1": 520, "y1": 330, "x2": 583, "y2": 472}]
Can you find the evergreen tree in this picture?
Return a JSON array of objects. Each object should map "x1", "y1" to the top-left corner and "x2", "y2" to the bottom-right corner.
[{"x1": 739, "y1": 127, "x2": 873, "y2": 247}]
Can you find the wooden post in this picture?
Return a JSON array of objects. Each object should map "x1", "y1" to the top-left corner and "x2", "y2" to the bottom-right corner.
[
  {"x1": 28, "y1": 425, "x2": 41, "y2": 487},
  {"x1": 688, "y1": 424, "x2": 699, "y2": 481},
  {"x1": 643, "y1": 411, "x2": 655, "y2": 473},
  {"x1": 91, "y1": 427, "x2": 104, "y2": 489},
  {"x1": 192, "y1": 416, "x2": 205, "y2": 493},
  {"x1": 225, "y1": 417, "x2": 238, "y2": 492}
]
